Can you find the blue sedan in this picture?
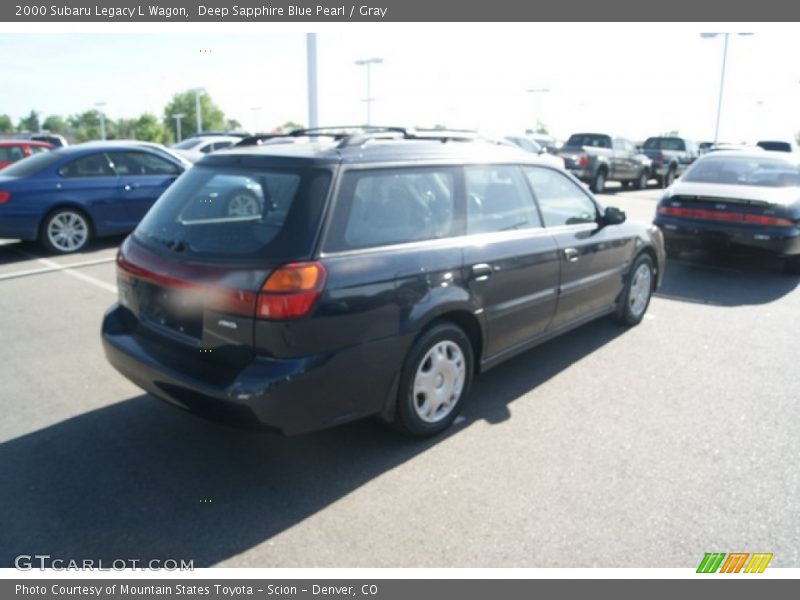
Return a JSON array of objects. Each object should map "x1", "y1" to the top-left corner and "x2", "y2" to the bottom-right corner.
[{"x1": 0, "y1": 142, "x2": 187, "y2": 253}]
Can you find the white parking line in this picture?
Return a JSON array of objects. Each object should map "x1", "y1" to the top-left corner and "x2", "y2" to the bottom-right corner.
[
  {"x1": 2, "y1": 247, "x2": 117, "y2": 293},
  {"x1": 0, "y1": 256, "x2": 117, "y2": 282}
]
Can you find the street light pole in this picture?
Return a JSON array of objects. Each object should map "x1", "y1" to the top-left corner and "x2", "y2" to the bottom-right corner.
[
  {"x1": 527, "y1": 88, "x2": 550, "y2": 134},
  {"x1": 701, "y1": 32, "x2": 753, "y2": 144},
  {"x1": 307, "y1": 33, "x2": 319, "y2": 130},
  {"x1": 355, "y1": 57, "x2": 383, "y2": 125},
  {"x1": 95, "y1": 101, "x2": 107, "y2": 140},
  {"x1": 171, "y1": 113, "x2": 185, "y2": 142},
  {"x1": 190, "y1": 87, "x2": 206, "y2": 135}
]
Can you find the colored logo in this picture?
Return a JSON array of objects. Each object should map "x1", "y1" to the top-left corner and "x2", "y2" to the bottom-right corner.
[{"x1": 697, "y1": 553, "x2": 773, "y2": 573}]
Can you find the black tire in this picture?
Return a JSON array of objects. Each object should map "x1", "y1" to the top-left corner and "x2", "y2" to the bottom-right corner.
[
  {"x1": 633, "y1": 170, "x2": 648, "y2": 190},
  {"x1": 40, "y1": 207, "x2": 92, "y2": 254},
  {"x1": 663, "y1": 168, "x2": 675, "y2": 188},
  {"x1": 620, "y1": 180, "x2": 630, "y2": 188},
  {"x1": 783, "y1": 255, "x2": 800, "y2": 275},
  {"x1": 393, "y1": 323, "x2": 474, "y2": 437},
  {"x1": 590, "y1": 169, "x2": 607, "y2": 194},
  {"x1": 615, "y1": 254, "x2": 655, "y2": 326}
]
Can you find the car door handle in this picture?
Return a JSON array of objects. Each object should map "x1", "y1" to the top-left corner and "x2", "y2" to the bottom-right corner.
[
  {"x1": 470, "y1": 263, "x2": 493, "y2": 281},
  {"x1": 563, "y1": 248, "x2": 580, "y2": 262}
]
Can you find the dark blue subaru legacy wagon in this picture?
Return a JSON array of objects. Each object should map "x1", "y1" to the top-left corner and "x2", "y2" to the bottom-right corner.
[{"x1": 102, "y1": 127, "x2": 665, "y2": 437}]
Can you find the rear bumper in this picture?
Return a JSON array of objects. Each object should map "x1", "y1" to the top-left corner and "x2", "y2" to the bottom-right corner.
[
  {"x1": 101, "y1": 305, "x2": 406, "y2": 435},
  {"x1": 655, "y1": 218, "x2": 800, "y2": 256}
]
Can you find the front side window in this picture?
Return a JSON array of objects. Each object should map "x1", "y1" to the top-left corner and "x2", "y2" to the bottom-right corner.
[
  {"x1": 108, "y1": 151, "x2": 180, "y2": 176},
  {"x1": 58, "y1": 153, "x2": 115, "y2": 178},
  {"x1": 524, "y1": 167, "x2": 598, "y2": 227},
  {"x1": 325, "y1": 167, "x2": 458, "y2": 251},
  {"x1": 466, "y1": 165, "x2": 541, "y2": 234}
]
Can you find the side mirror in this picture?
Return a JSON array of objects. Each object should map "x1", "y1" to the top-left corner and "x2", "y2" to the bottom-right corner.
[{"x1": 603, "y1": 206, "x2": 626, "y2": 225}]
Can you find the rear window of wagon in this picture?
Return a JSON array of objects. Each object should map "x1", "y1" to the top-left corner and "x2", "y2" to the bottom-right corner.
[{"x1": 134, "y1": 166, "x2": 332, "y2": 262}]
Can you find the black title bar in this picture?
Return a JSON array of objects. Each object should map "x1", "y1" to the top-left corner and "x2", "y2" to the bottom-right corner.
[{"x1": 4, "y1": 0, "x2": 800, "y2": 22}]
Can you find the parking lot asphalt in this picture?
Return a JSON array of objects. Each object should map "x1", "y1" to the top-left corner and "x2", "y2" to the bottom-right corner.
[{"x1": 1, "y1": 184, "x2": 798, "y2": 568}]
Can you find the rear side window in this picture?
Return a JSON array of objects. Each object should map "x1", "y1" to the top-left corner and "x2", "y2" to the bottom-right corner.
[
  {"x1": 466, "y1": 165, "x2": 541, "y2": 234},
  {"x1": 108, "y1": 151, "x2": 180, "y2": 176},
  {"x1": 324, "y1": 167, "x2": 458, "y2": 251},
  {"x1": 0, "y1": 150, "x2": 62, "y2": 177},
  {"x1": 29, "y1": 145, "x2": 50, "y2": 155},
  {"x1": 0, "y1": 147, "x2": 24, "y2": 162},
  {"x1": 135, "y1": 166, "x2": 331, "y2": 261},
  {"x1": 524, "y1": 166, "x2": 598, "y2": 226},
  {"x1": 58, "y1": 153, "x2": 115, "y2": 178}
]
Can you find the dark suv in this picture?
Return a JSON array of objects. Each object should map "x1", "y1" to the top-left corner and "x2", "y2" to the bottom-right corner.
[{"x1": 102, "y1": 127, "x2": 665, "y2": 437}]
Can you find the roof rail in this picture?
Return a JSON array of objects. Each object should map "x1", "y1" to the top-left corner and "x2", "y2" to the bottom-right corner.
[{"x1": 285, "y1": 125, "x2": 482, "y2": 148}]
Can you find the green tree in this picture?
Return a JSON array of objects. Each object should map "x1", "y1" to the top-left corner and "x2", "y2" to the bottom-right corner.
[
  {"x1": 133, "y1": 113, "x2": 170, "y2": 144},
  {"x1": 225, "y1": 118, "x2": 242, "y2": 131},
  {"x1": 115, "y1": 118, "x2": 137, "y2": 140},
  {"x1": 17, "y1": 110, "x2": 40, "y2": 133},
  {"x1": 278, "y1": 121, "x2": 304, "y2": 133},
  {"x1": 0, "y1": 114, "x2": 14, "y2": 134},
  {"x1": 42, "y1": 115, "x2": 68, "y2": 134},
  {"x1": 68, "y1": 110, "x2": 115, "y2": 142},
  {"x1": 162, "y1": 90, "x2": 226, "y2": 138}
]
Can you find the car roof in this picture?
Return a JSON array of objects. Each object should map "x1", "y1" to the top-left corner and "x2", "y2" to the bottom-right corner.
[
  {"x1": 198, "y1": 137, "x2": 552, "y2": 168},
  {"x1": 0, "y1": 139, "x2": 51, "y2": 147},
  {"x1": 696, "y1": 149, "x2": 800, "y2": 163}
]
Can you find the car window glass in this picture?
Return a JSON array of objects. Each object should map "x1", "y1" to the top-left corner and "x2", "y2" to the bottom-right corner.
[
  {"x1": 58, "y1": 153, "x2": 115, "y2": 178},
  {"x1": 109, "y1": 151, "x2": 180, "y2": 176},
  {"x1": 683, "y1": 157, "x2": 800, "y2": 187},
  {"x1": 325, "y1": 167, "x2": 457, "y2": 251},
  {"x1": 213, "y1": 141, "x2": 234, "y2": 151},
  {"x1": 29, "y1": 146, "x2": 49, "y2": 155},
  {"x1": 0, "y1": 147, "x2": 24, "y2": 161},
  {"x1": 466, "y1": 165, "x2": 541, "y2": 234},
  {"x1": 135, "y1": 166, "x2": 330, "y2": 261},
  {"x1": 567, "y1": 134, "x2": 611, "y2": 148},
  {"x1": 524, "y1": 167, "x2": 598, "y2": 227}
]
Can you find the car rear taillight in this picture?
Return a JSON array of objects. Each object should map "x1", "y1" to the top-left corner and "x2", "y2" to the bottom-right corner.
[
  {"x1": 577, "y1": 154, "x2": 588, "y2": 168},
  {"x1": 256, "y1": 262, "x2": 327, "y2": 320},
  {"x1": 0, "y1": 191, "x2": 10, "y2": 204},
  {"x1": 657, "y1": 206, "x2": 794, "y2": 227}
]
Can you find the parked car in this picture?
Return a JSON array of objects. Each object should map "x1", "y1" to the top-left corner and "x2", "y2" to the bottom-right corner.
[
  {"x1": 698, "y1": 141, "x2": 714, "y2": 155},
  {"x1": 102, "y1": 127, "x2": 665, "y2": 437},
  {"x1": 503, "y1": 135, "x2": 565, "y2": 169},
  {"x1": 32, "y1": 133, "x2": 69, "y2": 148},
  {"x1": 641, "y1": 136, "x2": 698, "y2": 187},
  {"x1": 0, "y1": 143, "x2": 186, "y2": 253},
  {"x1": 756, "y1": 140, "x2": 799, "y2": 153},
  {"x1": 559, "y1": 132, "x2": 650, "y2": 193},
  {"x1": 0, "y1": 140, "x2": 52, "y2": 169},
  {"x1": 171, "y1": 135, "x2": 241, "y2": 162},
  {"x1": 654, "y1": 150, "x2": 800, "y2": 274},
  {"x1": 527, "y1": 133, "x2": 559, "y2": 155}
]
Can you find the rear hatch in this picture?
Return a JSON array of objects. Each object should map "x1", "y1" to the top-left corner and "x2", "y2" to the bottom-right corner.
[{"x1": 116, "y1": 161, "x2": 333, "y2": 372}]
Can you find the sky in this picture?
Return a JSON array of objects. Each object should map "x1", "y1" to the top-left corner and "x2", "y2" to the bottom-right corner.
[{"x1": 1, "y1": 23, "x2": 800, "y2": 143}]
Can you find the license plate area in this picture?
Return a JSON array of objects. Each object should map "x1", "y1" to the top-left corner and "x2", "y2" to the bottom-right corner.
[{"x1": 138, "y1": 281, "x2": 204, "y2": 340}]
